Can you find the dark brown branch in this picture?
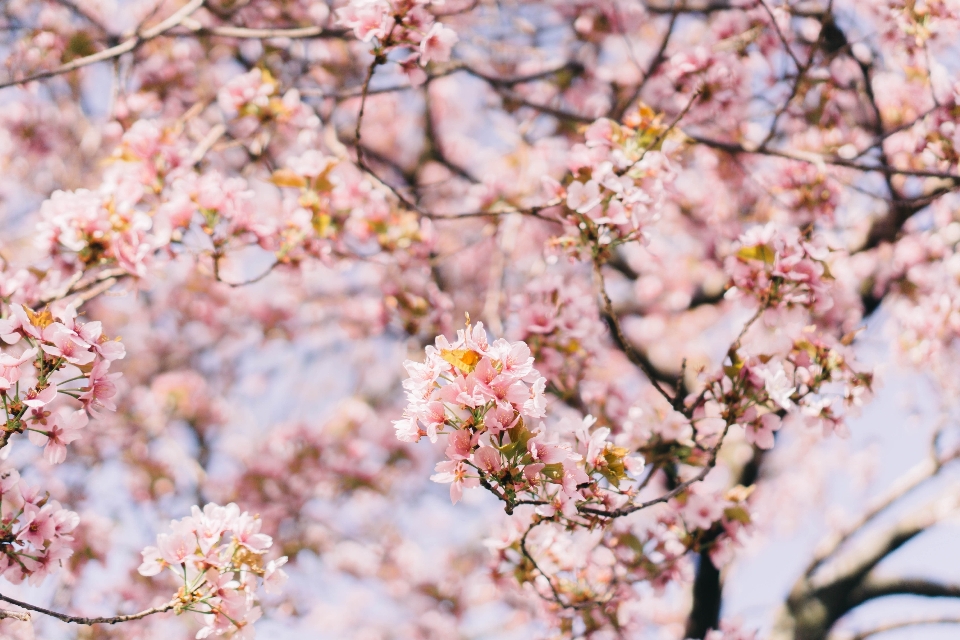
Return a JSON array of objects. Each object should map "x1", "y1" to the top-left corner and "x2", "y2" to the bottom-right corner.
[
  {"x1": 849, "y1": 614, "x2": 960, "y2": 640},
  {"x1": 781, "y1": 490, "x2": 960, "y2": 638},
  {"x1": 0, "y1": 593, "x2": 176, "y2": 626},
  {"x1": 850, "y1": 578, "x2": 960, "y2": 607},
  {"x1": 690, "y1": 134, "x2": 960, "y2": 181},
  {"x1": 593, "y1": 258, "x2": 677, "y2": 404}
]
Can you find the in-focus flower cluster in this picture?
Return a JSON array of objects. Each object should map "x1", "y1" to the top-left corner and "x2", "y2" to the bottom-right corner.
[
  {"x1": 139, "y1": 503, "x2": 287, "y2": 639},
  {"x1": 0, "y1": 468, "x2": 78, "y2": 585},
  {"x1": 0, "y1": 304, "x2": 124, "y2": 462},
  {"x1": 396, "y1": 323, "x2": 645, "y2": 512}
]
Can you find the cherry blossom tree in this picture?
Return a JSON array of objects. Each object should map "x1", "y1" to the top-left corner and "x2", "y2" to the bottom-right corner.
[{"x1": 0, "y1": 0, "x2": 957, "y2": 638}]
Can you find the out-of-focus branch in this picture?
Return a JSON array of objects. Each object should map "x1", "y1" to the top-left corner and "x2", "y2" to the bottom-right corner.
[
  {"x1": 0, "y1": 0, "x2": 205, "y2": 90},
  {"x1": 642, "y1": 0, "x2": 742, "y2": 13},
  {"x1": 177, "y1": 17, "x2": 346, "y2": 40},
  {"x1": 775, "y1": 488, "x2": 960, "y2": 639},
  {"x1": 849, "y1": 577, "x2": 960, "y2": 607},
  {"x1": 841, "y1": 614, "x2": 960, "y2": 640},
  {"x1": 593, "y1": 258, "x2": 677, "y2": 404},
  {"x1": 805, "y1": 451, "x2": 957, "y2": 579},
  {"x1": 689, "y1": 135, "x2": 960, "y2": 182}
]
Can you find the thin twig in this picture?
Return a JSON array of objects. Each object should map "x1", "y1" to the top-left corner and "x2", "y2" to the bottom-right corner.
[
  {"x1": 844, "y1": 616, "x2": 960, "y2": 640},
  {"x1": 593, "y1": 257, "x2": 676, "y2": 405},
  {"x1": 0, "y1": 0, "x2": 205, "y2": 90},
  {"x1": 579, "y1": 422, "x2": 731, "y2": 518},
  {"x1": 178, "y1": 17, "x2": 347, "y2": 40},
  {"x1": 0, "y1": 593, "x2": 176, "y2": 626}
]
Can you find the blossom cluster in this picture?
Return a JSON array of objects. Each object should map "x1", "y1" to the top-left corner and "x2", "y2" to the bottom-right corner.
[
  {"x1": 0, "y1": 467, "x2": 79, "y2": 585},
  {"x1": 220, "y1": 399, "x2": 412, "y2": 551},
  {"x1": 508, "y1": 274, "x2": 606, "y2": 394},
  {"x1": 726, "y1": 224, "x2": 835, "y2": 314},
  {"x1": 336, "y1": 0, "x2": 459, "y2": 82},
  {"x1": 0, "y1": 304, "x2": 124, "y2": 463},
  {"x1": 37, "y1": 120, "x2": 191, "y2": 276},
  {"x1": 217, "y1": 68, "x2": 314, "y2": 127},
  {"x1": 270, "y1": 150, "x2": 428, "y2": 263},
  {"x1": 547, "y1": 111, "x2": 678, "y2": 252},
  {"x1": 36, "y1": 106, "x2": 429, "y2": 284},
  {"x1": 701, "y1": 325, "x2": 872, "y2": 448},
  {"x1": 396, "y1": 324, "x2": 647, "y2": 514},
  {"x1": 139, "y1": 503, "x2": 287, "y2": 639}
]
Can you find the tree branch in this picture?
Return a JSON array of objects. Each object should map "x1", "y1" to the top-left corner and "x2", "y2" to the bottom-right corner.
[
  {"x1": 843, "y1": 614, "x2": 960, "y2": 640},
  {"x1": 0, "y1": 0, "x2": 205, "y2": 91},
  {"x1": 0, "y1": 593, "x2": 176, "y2": 626}
]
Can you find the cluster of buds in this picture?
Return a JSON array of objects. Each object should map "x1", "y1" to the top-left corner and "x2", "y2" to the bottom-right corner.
[
  {"x1": 0, "y1": 304, "x2": 124, "y2": 462},
  {"x1": 139, "y1": 503, "x2": 288, "y2": 639}
]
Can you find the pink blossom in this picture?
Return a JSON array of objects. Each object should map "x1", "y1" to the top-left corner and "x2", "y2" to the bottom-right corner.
[
  {"x1": 744, "y1": 413, "x2": 780, "y2": 450},
  {"x1": 681, "y1": 492, "x2": 726, "y2": 531},
  {"x1": 79, "y1": 360, "x2": 120, "y2": 414},
  {"x1": 22, "y1": 383, "x2": 57, "y2": 408},
  {"x1": 336, "y1": 0, "x2": 390, "y2": 42},
  {"x1": 430, "y1": 460, "x2": 479, "y2": 504},
  {"x1": 473, "y1": 446, "x2": 502, "y2": 474},
  {"x1": 27, "y1": 409, "x2": 87, "y2": 464},
  {"x1": 419, "y1": 22, "x2": 458, "y2": 65}
]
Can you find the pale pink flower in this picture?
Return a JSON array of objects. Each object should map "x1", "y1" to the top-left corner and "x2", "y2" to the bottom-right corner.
[
  {"x1": 419, "y1": 22, "x2": 458, "y2": 64},
  {"x1": 40, "y1": 324, "x2": 95, "y2": 366},
  {"x1": 263, "y1": 557, "x2": 288, "y2": 594},
  {"x1": 744, "y1": 413, "x2": 780, "y2": 450},
  {"x1": 566, "y1": 180, "x2": 603, "y2": 213},
  {"x1": 27, "y1": 409, "x2": 87, "y2": 464},
  {"x1": 336, "y1": 0, "x2": 390, "y2": 42},
  {"x1": 79, "y1": 360, "x2": 120, "y2": 414},
  {"x1": 682, "y1": 493, "x2": 725, "y2": 531},
  {"x1": 430, "y1": 460, "x2": 479, "y2": 504},
  {"x1": 473, "y1": 446, "x2": 502, "y2": 474},
  {"x1": 22, "y1": 383, "x2": 57, "y2": 408},
  {"x1": 232, "y1": 511, "x2": 272, "y2": 553}
]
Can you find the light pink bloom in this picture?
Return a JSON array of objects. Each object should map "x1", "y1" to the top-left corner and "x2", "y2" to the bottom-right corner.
[
  {"x1": 263, "y1": 557, "x2": 288, "y2": 594},
  {"x1": 744, "y1": 413, "x2": 781, "y2": 450},
  {"x1": 40, "y1": 324, "x2": 95, "y2": 366},
  {"x1": 232, "y1": 511, "x2": 272, "y2": 553},
  {"x1": 682, "y1": 493, "x2": 725, "y2": 531},
  {"x1": 22, "y1": 383, "x2": 57, "y2": 408},
  {"x1": 336, "y1": 0, "x2": 390, "y2": 42},
  {"x1": 430, "y1": 460, "x2": 479, "y2": 504},
  {"x1": 79, "y1": 360, "x2": 120, "y2": 414},
  {"x1": 419, "y1": 22, "x2": 459, "y2": 64},
  {"x1": 28, "y1": 409, "x2": 87, "y2": 464},
  {"x1": 566, "y1": 180, "x2": 603, "y2": 213},
  {"x1": 473, "y1": 446, "x2": 502, "y2": 474}
]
